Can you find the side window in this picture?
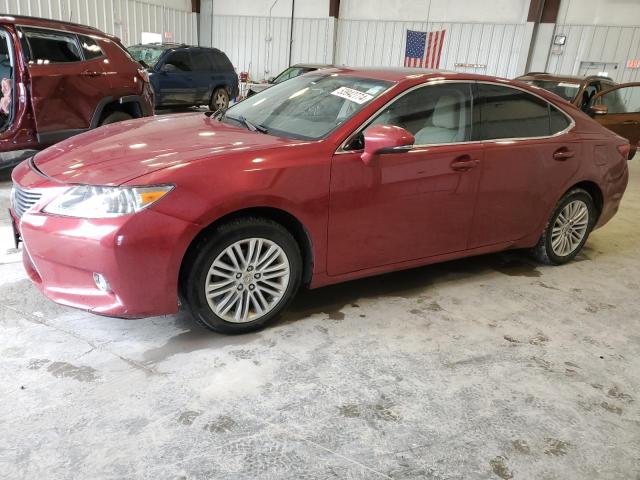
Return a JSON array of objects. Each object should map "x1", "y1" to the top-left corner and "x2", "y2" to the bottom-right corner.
[
  {"x1": 598, "y1": 85, "x2": 640, "y2": 114},
  {"x1": 549, "y1": 105, "x2": 571, "y2": 134},
  {"x1": 476, "y1": 84, "x2": 550, "y2": 140},
  {"x1": 190, "y1": 50, "x2": 212, "y2": 71},
  {"x1": 275, "y1": 67, "x2": 304, "y2": 83},
  {"x1": 581, "y1": 82, "x2": 599, "y2": 111},
  {"x1": 22, "y1": 28, "x2": 81, "y2": 63},
  {"x1": 164, "y1": 50, "x2": 192, "y2": 71},
  {"x1": 78, "y1": 35, "x2": 104, "y2": 60},
  {"x1": 209, "y1": 50, "x2": 233, "y2": 72},
  {"x1": 367, "y1": 83, "x2": 473, "y2": 145}
]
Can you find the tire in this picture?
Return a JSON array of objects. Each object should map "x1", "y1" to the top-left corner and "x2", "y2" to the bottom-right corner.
[
  {"x1": 99, "y1": 111, "x2": 132, "y2": 126},
  {"x1": 209, "y1": 88, "x2": 230, "y2": 111},
  {"x1": 181, "y1": 217, "x2": 302, "y2": 334},
  {"x1": 531, "y1": 188, "x2": 596, "y2": 265}
]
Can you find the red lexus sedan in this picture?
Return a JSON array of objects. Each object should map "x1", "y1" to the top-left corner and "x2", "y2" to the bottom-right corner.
[{"x1": 10, "y1": 68, "x2": 629, "y2": 334}]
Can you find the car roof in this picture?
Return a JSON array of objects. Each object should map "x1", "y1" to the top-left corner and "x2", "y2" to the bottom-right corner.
[
  {"x1": 291, "y1": 63, "x2": 334, "y2": 69},
  {"x1": 315, "y1": 67, "x2": 512, "y2": 83},
  {"x1": 517, "y1": 72, "x2": 615, "y2": 84},
  {"x1": 129, "y1": 43, "x2": 226, "y2": 54},
  {"x1": 0, "y1": 14, "x2": 102, "y2": 36}
]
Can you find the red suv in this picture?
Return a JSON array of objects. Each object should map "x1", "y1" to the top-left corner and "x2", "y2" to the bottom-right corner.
[{"x1": 0, "y1": 15, "x2": 153, "y2": 164}]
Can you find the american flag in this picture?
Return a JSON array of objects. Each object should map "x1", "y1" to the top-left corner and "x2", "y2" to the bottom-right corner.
[{"x1": 404, "y1": 29, "x2": 446, "y2": 68}]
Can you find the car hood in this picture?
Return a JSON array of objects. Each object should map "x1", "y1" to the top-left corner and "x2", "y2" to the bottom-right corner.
[
  {"x1": 34, "y1": 113, "x2": 303, "y2": 185},
  {"x1": 249, "y1": 83, "x2": 272, "y2": 93}
]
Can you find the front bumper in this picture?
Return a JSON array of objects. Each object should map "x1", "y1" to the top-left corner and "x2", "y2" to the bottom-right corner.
[{"x1": 11, "y1": 163, "x2": 200, "y2": 318}]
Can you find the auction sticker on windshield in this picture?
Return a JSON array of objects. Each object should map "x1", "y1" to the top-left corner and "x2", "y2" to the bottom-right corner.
[{"x1": 331, "y1": 87, "x2": 374, "y2": 104}]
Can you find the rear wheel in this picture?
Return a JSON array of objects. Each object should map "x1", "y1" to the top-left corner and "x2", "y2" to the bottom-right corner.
[
  {"x1": 209, "y1": 88, "x2": 230, "y2": 111},
  {"x1": 99, "y1": 111, "x2": 132, "y2": 126},
  {"x1": 532, "y1": 188, "x2": 596, "y2": 265},
  {"x1": 181, "y1": 218, "x2": 302, "y2": 334}
]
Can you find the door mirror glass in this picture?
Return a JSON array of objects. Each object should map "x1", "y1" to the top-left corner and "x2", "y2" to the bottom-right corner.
[
  {"x1": 589, "y1": 104, "x2": 608, "y2": 116},
  {"x1": 361, "y1": 124, "x2": 414, "y2": 165}
]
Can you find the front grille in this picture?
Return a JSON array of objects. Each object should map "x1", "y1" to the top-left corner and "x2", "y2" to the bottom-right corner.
[{"x1": 11, "y1": 186, "x2": 42, "y2": 218}]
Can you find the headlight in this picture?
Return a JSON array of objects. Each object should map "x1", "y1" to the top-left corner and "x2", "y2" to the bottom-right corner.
[{"x1": 43, "y1": 185, "x2": 174, "y2": 218}]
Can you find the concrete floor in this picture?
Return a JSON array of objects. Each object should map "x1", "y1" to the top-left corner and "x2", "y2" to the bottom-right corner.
[{"x1": 1, "y1": 157, "x2": 639, "y2": 480}]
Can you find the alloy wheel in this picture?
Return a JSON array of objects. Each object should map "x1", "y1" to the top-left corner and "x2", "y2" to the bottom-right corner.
[
  {"x1": 551, "y1": 200, "x2": 590, "y2": 257},
  {"x1": 204, "y1": 238, "x2": 290, "y2": 323},
  {"x1": 214, "y1": 91, "x2": 228, "y2": 110}
]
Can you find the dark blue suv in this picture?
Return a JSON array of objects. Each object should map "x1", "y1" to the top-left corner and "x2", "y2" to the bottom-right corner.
[{"x1": 128, "y1": 43, "x2": 238, "y2": 110}]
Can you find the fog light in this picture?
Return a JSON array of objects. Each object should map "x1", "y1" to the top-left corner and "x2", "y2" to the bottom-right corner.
[{"x1": 93, "y1": 272, "x2": 111, "y2": 292}]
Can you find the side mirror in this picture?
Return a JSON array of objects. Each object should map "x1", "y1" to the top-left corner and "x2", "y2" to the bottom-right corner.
[
  {"x1": 590, "y1": 104, "x2": 608, "y2": 116},
  {"x1": 360, "y1": 125, "x2": 415, "y2": 165},
  {"x1": 267, "y1": 76, "x2": 276, "y2": 84},
  {"x1": 160, "y1": 63, "x2": 177, "y2": 73}
]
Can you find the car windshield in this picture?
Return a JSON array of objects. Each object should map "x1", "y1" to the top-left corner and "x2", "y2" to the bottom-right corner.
[
  {"x1": 522, "y1": 80, "x2": 581, "y2": 101},
  {"x1": 223, "y1": 73, "x2": 393, "y2": 140},
  {"x1": 128, "y1": 46, "x2": 166, "y2": 67}
]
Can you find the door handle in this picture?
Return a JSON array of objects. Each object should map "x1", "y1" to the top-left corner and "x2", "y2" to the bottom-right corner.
[
  {"x1": 80, "y1": 70, "x2": 101, "y2": 77},
  {"x1": 450, "y1": 156, "x2": 479, "y2": 171},
  {"x1": 553, "y1": 148, "x2": 575, "y2": 161},
  {"x1": 623, "y1": 120, "x2": 639, "y2": 125}
]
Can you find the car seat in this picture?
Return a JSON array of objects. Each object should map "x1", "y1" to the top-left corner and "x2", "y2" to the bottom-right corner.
[
  {"x1": 0, "y1": 78, "x2": 11, "y2": 115},
  {"x1": 414, "y1": 95, "x2": 464, "y2": 144}
]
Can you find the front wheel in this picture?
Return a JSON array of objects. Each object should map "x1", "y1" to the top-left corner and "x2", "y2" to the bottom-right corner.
[
  {"x1": 209, "y1": 88, "x2": 230, "y2": 111},
  {"x1": 532, "y1": 188, "x2": 596, "y2": 265},
  {"x1": 181, "y1": 218, "x2": 302, "y2": 334}
]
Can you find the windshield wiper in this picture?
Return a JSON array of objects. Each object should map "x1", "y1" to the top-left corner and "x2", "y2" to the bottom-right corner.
[
  {"x1": 227, "y1": 115, "x2": 269, "y2": 134},
  {"x1": 204, "y1": 107, "x2": 227, "y2": 119}
]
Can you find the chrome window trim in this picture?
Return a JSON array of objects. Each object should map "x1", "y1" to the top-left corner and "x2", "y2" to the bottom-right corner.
[
  {"x1": 17, "y1": 25, "x2": 92, "y2": 64},
  {"x1": 335, "y1": 79, "x2": 576, "y2": 155}
]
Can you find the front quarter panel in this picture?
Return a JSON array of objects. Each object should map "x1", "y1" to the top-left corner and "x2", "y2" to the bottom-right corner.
[{"x1": 130, "y1": 141, "x2": 334, "y2": 279}]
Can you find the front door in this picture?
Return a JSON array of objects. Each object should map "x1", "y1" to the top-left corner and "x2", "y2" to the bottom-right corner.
[
  {"x1": 156, "y1": 50, "x2": 196, "y2": 106},
  {"x1": 328, "y1": 82, "x2": 482, "y2": 275},
  {"x1": 591, "y1": 83, "x2": 640, "y2": 157},
  {"x1": 22, "y1": 27, "x2": 108, "y2": 142}
]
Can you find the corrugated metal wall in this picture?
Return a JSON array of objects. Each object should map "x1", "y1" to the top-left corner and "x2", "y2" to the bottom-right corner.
[
  {"x1": 1, "y1": 0, "x2": 197, "y2": 46},
  {"x1": 199, "y1": 12, "x2": 333, "y2": 80},
  {"x1": 547, "y1": 24, "x2": 640, "y2": 82},
  {"x1": 200, "y1": 13, "x2": 526, "y2": 81},
  {"x1": 335, "y1": 20, "x2": 526, "y2": 78}
]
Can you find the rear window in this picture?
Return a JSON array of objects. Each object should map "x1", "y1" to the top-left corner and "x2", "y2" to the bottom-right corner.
[
  {"x1": 22, "y1": 28, "x2": 82, "y2": 64},
  {"x1": 190, "y1": 49, "x2": 212, "y2": 71},
  {"x1": 521, "y1": 79, "x2": 580, "y2": 102},
  {"x1": 208, "y1": 50, "x2": 234, "y2": 72},
  {"x1": 475, "y1": 84, "x2": 562, "y2": 140},
  {"x1": 78, "y1": 35, "x2": 103, "y2": 60}
]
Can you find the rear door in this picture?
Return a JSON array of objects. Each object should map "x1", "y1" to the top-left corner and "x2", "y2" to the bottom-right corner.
[
  {"x1": 469, "y1": 83, "x2": 580, "y2": 248},
  {"x1": 208, "y1": 49, "x2": 234, "y2": 93},
  {"x1": 591, "y1": 83, "x2": 640, "y2": 155},
  {"x1": 189, "y1": 48, "x2": 214, "y2": 105},
  {"x1": 21, "y1": 27, "x2": 108, "y2": 143}
]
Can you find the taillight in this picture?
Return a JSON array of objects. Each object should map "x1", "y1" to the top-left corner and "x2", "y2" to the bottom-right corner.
[
  {"x1": 137, "y1": 68, "x2": 150, "y2": 83},
  {"x1": 617, "y1": 143, "x2": 631, "y2": 160}
]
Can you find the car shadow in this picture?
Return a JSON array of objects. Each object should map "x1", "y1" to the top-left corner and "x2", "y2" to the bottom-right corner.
[{"x1": 274, "y1": 250, "x2": 542, "y2": 327}]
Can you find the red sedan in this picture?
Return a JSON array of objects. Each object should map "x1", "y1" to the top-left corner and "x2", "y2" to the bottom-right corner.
[{"x1": 10, "y1": 68, "x2": 630, "y2": 334}]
